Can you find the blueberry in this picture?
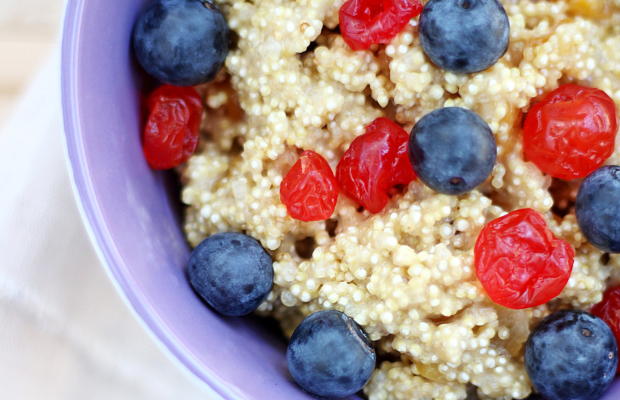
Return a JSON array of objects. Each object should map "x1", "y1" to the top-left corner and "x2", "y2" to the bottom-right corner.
[
  {"x1": 188, "y1": 232, "x2": 273, "y2": 316},
  {"x1": 525, "y1": 310, "x2": 618, "y2": 400},
  {"x1": 133, "y1": 0, "x2": 230, "y2": 86},
  {"x1": 576, "y1": 166, "x2": 620, "y2": 253},
  {"x1": 287, "y1": 310, "x2": 376, "y2": 398},
  {"x1": 419, "y1": 0, "x2": 510, "y2": 74},
  {"x1": 408, "y1": 107, "x2": 497, "y2": 195}
]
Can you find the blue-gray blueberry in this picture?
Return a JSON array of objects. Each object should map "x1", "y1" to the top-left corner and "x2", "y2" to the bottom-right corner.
[
  {"x1": 576, "y1": 165, "x2": 620, "y2": 253},
  {"x1": 188, "y1": 232, "x2": 273, "y2": 316},
  {"x1": 408, "y1": 107, "x2": 496, "y2": 195},
  {"x1": 133, "y1": 0, "x2": 229, "y2": 86},
  {"x1": 287, "y1": 310, "x2": 376, "y2": 398},
  {"x1": 525, "y1": 309, "x2": 618, "y2": 400},
  {"x1": 419, "y1": 0, "x2": 510, "y2": 74}
]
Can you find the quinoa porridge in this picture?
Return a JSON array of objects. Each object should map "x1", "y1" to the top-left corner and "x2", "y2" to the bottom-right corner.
[{"x1": 177, "y1": 1, "x2": 620, "y2": 399}]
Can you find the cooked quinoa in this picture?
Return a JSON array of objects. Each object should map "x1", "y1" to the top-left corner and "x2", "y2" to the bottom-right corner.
[{"x1": 180, "y1": 0, "x2": 620, "y2": 399}]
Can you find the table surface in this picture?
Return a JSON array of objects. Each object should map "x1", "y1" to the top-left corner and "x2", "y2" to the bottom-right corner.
[{"x1": 0, "y1": 0, "x2": 63, "y2": 126}]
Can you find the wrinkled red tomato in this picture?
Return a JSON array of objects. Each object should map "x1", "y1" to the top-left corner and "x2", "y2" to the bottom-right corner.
[
  {"x1": 339, "y1": 0, "x2": 422, "y2": 51},
  {"x1": 591, "y1": 286, "x2": 620, "y2": 374},
  {"x1": 336, "y1": 117, "x2": 416, "y2": 214},
  {"x1": 143, "y1": 85, "x2": 203, "y2": 170},
  {"x1": 280, "y1": 150, "x2": 339, "y2": 222},
  {"x1": 523, "y1": 84, "x2": 618, "y2": 180},
  {"x1": 475, "y1": 208, "x2": 575, "y2": 309}
]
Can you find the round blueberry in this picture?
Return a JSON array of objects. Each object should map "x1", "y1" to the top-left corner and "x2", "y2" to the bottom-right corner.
[
  {"x1": 576, "y1": 165, "x2": 620, "y2": 253},
  {"x1": 525, "y1": 309, "x2": 618, "y2": 400},
  {"x1": 419, "y1": 0, "x2": 510, "y2": 74},
  {"x1": 133, "y1": 0, "x2": 230, "y2": 86},
  {"x1": 408, "y1": 107, "x2": 497, "y2": 195},
  {"x1": 287, "y1": 310, "x2": 376, "y2": 398},
  {"x1": 188, "y1": 232, "x2": 273, "y2": 316}
]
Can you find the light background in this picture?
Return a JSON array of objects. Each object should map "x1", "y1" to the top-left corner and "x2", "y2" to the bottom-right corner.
[
  {"x1": 0, "y1": 0, "x2": 64, "y2": 125},
  {"x1": 0, "y1": 1, "x2": 218, "y2": 399}
]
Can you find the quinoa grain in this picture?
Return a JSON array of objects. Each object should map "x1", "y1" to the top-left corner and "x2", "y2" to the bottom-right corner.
[{"x1": 182, "y1": 1, "x2": 620, "y2": 398}]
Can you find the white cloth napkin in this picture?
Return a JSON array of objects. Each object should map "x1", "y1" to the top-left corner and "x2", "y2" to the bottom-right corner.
[{"x1": 0, "y1": 53, "x2": 219, "y2": 399}]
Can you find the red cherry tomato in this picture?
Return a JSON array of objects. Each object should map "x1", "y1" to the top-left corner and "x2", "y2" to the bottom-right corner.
[
  {"x1": 336, "y1": 117, "x2": 416, "y2": 214},
  {"x1": 280, "y1": 150, "x2": 339, "y2": 222},
  {"x1": 339, "y1": 0, "x2": 422, "y2": 51},
  {"x1": 143, "y1": 85, "x2": 203, "y2": 170},
  {"x1": 523, "y1": 84, "x2": 618, "y2": 180},
  {"x1": 475, "y1": 208, "x2": 575, "y2": 309},
  {"x1": 591, "y1": 285, "x2": 620, "y2": 374}
]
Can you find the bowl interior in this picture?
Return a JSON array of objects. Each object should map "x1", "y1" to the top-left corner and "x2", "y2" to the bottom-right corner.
[
  {"x1": 60, "y1": 0, "x2": 363, "y2": 398},
  {"x1": 60, "y1": 0, "x2": 620, "y2": 398}
]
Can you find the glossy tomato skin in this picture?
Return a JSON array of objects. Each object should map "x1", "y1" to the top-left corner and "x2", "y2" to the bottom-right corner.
[
  {"x1": 280, "y1": 150, "x2": 339, "y2": 222},
  {"x1": 475, "y1": 208, "x2": 574, "y2": 309},
  {"x1": 591, "y1": 285, "x2": 620, "y2": 374},
  {"x1": 143, "y1": 85, "x2": 203, "y2": 170},
  {"x1": 339, "y1": 0, "x2": 422, "y2": 51},
  {"x1": 523, "y1": 84, "x2": 618, "y2": 180},
  {"x1": 336, "y1": 118, "x2": 416, "y2": 214}
]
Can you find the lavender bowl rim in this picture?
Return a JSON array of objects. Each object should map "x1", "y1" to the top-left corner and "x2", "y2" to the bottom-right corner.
[{"x1": 60, "y1": 0, "x2": 242, "y2": 398}]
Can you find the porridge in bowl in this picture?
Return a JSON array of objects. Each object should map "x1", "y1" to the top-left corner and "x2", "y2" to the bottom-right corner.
[{"x1": 134, "y1": 0, "x2": 620, "y2": 398}]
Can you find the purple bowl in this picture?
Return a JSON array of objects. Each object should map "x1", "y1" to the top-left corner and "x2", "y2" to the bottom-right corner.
[
  {"x1": 60, "y1": 0, "x2": 620, "y2": 398},
  {"x1": 59, "y1": 0, "x2": 343, "y2": 398}
]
